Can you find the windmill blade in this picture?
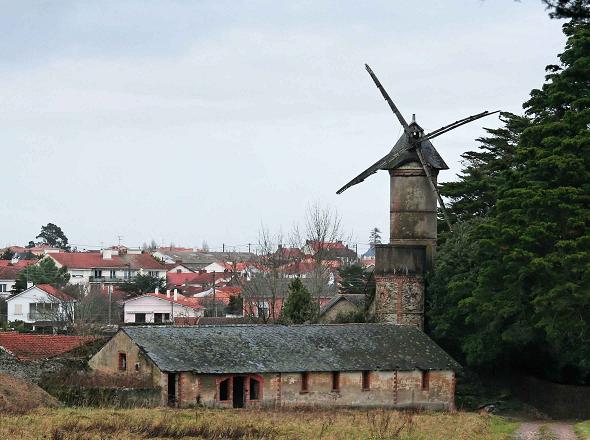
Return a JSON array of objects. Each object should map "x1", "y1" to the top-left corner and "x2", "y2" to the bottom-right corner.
[
  {"x1": 415, "y1": 146, "x2": 453, "y2": 232},
  {"x1": 336, "y1": 146, "x2": 409, "y2": 194},
  {"x1": 421, "y1": 110, "x2": 500, "y2": 141},
  {"x1": 365, "y1": 64, "x2": 411, "y2": 134}
]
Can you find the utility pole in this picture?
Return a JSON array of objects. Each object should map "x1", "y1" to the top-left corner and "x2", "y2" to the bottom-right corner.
[
  {"x1": 222, "y1": 243, "x2": 225, "y2": 253},
  {"x1": 355, "y1": 243, "x2": 358, "y2": 259},
  {"x1": 117, "y1": 235, "x2": 123, "y2": 247},
  {"x1": 212, "y1": 271, "x2": 217, "y2": 317},
  {"x1": 108, "y1": 285, "x2": 112, "y2": 325},
  {"x1": 248, "y1": 243, "x2": 251, "y2": 253}
]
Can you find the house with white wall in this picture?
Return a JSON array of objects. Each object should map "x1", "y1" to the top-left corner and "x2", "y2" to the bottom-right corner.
[
  {"x1": 46, "y1": 249, "x2": 167, "y2": 287},
  {"x1": 123, "y1": 290, "x2": 204, "y2": 324},
  {"x1": 6, "y1": 284, "x2": 76, "y2": 328}
]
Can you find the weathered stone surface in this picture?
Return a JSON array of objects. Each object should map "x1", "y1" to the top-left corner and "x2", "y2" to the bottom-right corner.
[{"x1": 374, "y1": 274, "x2": 425, "y2": 329}]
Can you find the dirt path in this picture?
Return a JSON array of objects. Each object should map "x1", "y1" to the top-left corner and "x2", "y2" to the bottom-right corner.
[{"x1": 515, "y1": 421, "x2": 577, "y2": 440}]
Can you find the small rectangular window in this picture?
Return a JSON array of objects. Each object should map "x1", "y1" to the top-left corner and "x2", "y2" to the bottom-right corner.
[
  {"x1": 118, "y1": 353, "x2": 127, "y2": 371},
  {"x1": 0, "y1": 284, "x2": 6, "y2": 292},
  {"x1": 362, "y1": 371, "x2": 371, "y2": 390},
  {"x1": 331, "y1": 371, "x2": 340, "y2": 392},
  {"x1": 219, "y1": 378, "x2": 230, "y2": 401},
  {"x1": 421, "y1": 371, "x2": 429, "y2": 391},
  {"x1": 249, "y1": 378, "x2": 261, "y2": 400},
  {"x1": 301, "y1": 372, "x2": 309, "y2": 393}
]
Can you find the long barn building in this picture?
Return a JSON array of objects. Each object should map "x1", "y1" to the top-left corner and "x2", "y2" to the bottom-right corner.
[{"x1": 89, "y1": 324, "x2": 458, "y2": 409}]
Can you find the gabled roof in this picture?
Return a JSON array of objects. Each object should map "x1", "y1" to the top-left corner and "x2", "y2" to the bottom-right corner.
[
  {"x1": 7, "y1": 284, "x2": 75, "y2": 302},
  {"x1": 320, "y1": 294, "x2": 366, "y2": 315},
  {"x1": 124, "y1": 292, "x2": 204, "y2": 309},
  {"x1": 0, "y1": 332, "x2": 96, "y2": 360},
  {"x1": 49, "y1": 253, "x2": 165, "y2": 270},
  {"x1": 0, "y1": 266, "x2": 23, "y2": 281},
  {"x1": 122, "y1": 324, "x2": 459, "y2": 373}
]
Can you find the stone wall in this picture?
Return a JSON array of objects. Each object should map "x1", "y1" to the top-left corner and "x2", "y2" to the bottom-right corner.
[
  {"x1": 172, "y1": 370, "x2": 454, "y2": 410},
  {"x1": 374, "y1": 275, "x2": 424, "y2": 328}
]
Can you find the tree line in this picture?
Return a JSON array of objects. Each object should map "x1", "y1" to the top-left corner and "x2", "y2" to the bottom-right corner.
[{"x1": 427, "y1": 17, "x2": 590, "y2": 385}]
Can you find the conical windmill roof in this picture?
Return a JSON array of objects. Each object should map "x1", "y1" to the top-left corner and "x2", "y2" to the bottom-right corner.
[{"x1": 382, "y1": 123, "x2": 449, "y2": 171}]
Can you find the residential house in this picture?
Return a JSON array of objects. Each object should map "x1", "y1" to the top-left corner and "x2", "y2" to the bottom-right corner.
[
  {"x1": 123, "y1": 290, "x2": 204, "y2": 324},
  {"x1": 46, "y1": 249, "x2": 167, "y2": 286},
  {"x1": 6, "y1": 284, "x2": 76, "y2": 329},
  {"x1": 153, "y1": 249, "x2": 256, "y2": 272},
  {"x1": 0, "y1": 260, "x2": 36, "y2": 298},
  {"x1": 89, "y1": 324, "x2": 459, "y2": 409},
  {"x1": 318, "y1": 294, "x2": 366, "y2": 323},
  {"x1": 242, "y1": 277, "x2": 335, "y2": 319},
  {"x1": 303, "y1": 240, "x2": 357, "y2": 263}
]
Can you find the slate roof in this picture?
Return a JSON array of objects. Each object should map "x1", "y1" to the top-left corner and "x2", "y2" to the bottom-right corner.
[
  {"x1": 319, "y1": 294, "x2": 366, "y2": 315},
  {"x1": 122, "y1": 324, "x2": 459, "y2": 374}
]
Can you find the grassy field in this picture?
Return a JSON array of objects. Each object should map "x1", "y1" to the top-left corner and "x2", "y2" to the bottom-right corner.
[
  {"x1": 0, "y1": 407, "x2": 518, "y2": 440},
  {"x1": 576, "y1": 421, "x2": 590, "y2": 439}
]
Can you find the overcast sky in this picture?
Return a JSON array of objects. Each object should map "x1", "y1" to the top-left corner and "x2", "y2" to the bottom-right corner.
[{"x1": 0, "y1": 1, "x2": 566, "y2": 253}]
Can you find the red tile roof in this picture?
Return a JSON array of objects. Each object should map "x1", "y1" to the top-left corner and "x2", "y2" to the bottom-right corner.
[
  {"x1": 49, "y1": 253, "x2": 165, "y2": 270},
  {"x1": 0, "y1": 260, "x2": 36, "y2": 268},
  {"x1": 0, "y1": 266, "x2": 22, "y2": 281},
  {"x1": 167, "y1": 271, "x2": 230, "y2": 286},
  {"x1": 0, "y1": 332, "x2": 97, "y2": 360},
  {"x1": 34, "y1": 284, "x2": 76, "y2": 302},
  {"x1": 128, "y1": 292, "x2": 204, "y2": 309}
]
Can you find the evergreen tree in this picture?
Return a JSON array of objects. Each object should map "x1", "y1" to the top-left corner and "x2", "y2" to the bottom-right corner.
[
  {"x1": 35, "y1": 223, "x2": 70, "y2": 250},
  {"x1": 282, "y1": 278, "x2": 314, "y2": 324},
  {"x1": 369, "y1": 227, "x2": 382, "y2": 247},
  {"x1": 338, "y1": 263, "x2": 370, "y2": 295},
  {"x1": 117, "y1": 274, "x2": 165, "y2": 296},
  {"x1": 13, "y1": 258, "x2": 70, "y2": 292},
  {"x1": 0, "y1": 248, "x2": 15, "y2": 260},
  {"x1": 429, "y1": 22, "x2": 590, "y2": 384}
]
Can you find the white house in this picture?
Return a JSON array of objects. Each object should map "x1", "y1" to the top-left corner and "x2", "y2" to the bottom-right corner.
[
  {"x1": 123, "y1": 290, "x2": 204, "y2": 324},
  {"x1": 6, "y1": 284, "x2": 76, "y2": 326},
  {"x1": 46, "y1": 249, "x2": 167, "y2": 287}
]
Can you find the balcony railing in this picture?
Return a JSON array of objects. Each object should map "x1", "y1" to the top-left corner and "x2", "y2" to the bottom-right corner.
[
  {"x1": 28, "y1": 312, "x2": 56, "y2": 321},
  {"x1": 89, "y1": 276, "x2": 130, "y2": 283}
]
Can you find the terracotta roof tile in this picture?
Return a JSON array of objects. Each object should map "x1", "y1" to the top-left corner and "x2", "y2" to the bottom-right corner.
[
  {"x1": 0, "y1": 332, "x2": 96, "y2": 360},
  {"x1": 49, "y1": 253, "x2": 165, "y2": 270}
]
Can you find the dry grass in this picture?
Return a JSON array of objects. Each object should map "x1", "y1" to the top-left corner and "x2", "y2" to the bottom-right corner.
[
  {"x1": 0, "y1": 373, "x2": 59, "y2": 414},
  {"x1": 0, "y1": 407, "x2": 518, "y2": 440}
]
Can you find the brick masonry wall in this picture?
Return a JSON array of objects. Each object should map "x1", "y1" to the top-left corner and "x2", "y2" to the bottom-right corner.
[{"x1": 173, "y1": 370, "x2": 454, "y2": 410}]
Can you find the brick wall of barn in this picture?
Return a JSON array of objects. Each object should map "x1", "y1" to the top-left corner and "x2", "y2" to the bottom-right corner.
[{"x1": 173, "y1": 370, "x2": 454, "y2": 409}]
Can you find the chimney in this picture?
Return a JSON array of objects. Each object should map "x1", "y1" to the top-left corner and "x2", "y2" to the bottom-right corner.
[
  {"x1": 155, "y1": 287, "x2": 159, "y2": 295},
  {"x1": 27, "y1": 282, "x2": 33, "y2": 289},
  {"x1": 166, "y1": 289, "x2": 170, "y2": 298},
  {"x1": 173, "y1": 289, "x2": 178, "y2": 301},
  {"x1": 102, "y1": 249, "x2": 112, "y2": 260}
]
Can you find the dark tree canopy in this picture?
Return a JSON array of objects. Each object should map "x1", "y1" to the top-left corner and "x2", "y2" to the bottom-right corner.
[
  {"x1": 36, "y1": 223, "x2": 70, "y2": 250},
  {"x1": 369, "y1": 227, "x2": 382, "y2": 246},
  {"x1": 428, "y1": 21, "x2": 590, "y2": 384},
  {"x1": 0, "y1": 248, "x2": 15, "y2": 260},
  {"x1": 117, "y1": 274, "x2": 165, "y2": 296},
  {"x1": 282, "y1": 278, "x2": 314, "y2": 324},
  {"x1": 13, "y1": 258, "x2": 70, "y2": 293},
  {"x1": 543, "y1": 0, "x2": 590, "y2": 19}
]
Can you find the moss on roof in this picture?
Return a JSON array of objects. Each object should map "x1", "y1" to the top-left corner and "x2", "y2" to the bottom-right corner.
[{"x1": 122, "y1": 324, "x2": 460, "y2": 374}]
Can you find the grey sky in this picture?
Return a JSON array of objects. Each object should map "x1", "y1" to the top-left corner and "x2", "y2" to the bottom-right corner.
[{"x1": 0, "y1": 1, "x2": 565, "y2": 253}]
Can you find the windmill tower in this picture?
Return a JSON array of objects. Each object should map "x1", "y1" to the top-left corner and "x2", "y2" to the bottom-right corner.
[{"x1": 338, "y1": 65, "x2": 498, "y2": 329}]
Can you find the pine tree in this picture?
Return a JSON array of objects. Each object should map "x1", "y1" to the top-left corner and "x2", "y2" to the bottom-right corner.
[
  {"x1": 13, "y1": 258, "x2": 70, "y2": 293},
  {"x1": 282, "y1": 278, "x2": 314, "y2": 324}
]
